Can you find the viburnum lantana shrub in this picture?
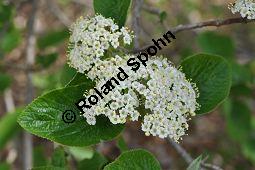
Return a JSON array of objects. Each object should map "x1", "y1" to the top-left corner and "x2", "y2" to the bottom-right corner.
[{"x1": 17, "y1": 0, "x2": 232, "y2": 169}]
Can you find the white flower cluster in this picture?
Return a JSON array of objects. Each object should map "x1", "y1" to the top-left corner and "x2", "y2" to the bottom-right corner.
[
  {"x1": 229, "y1": 0, "x2": 255, "y2": 19},
  {"x1": 68, "y1": 14, "x2": 133, "y2": 73},
  {"x1": 68, "y1": 15, "x2": 199, "y2": 142},
  {"x1": 82, "y1": 56, "x2": 199, "y2": 142}
]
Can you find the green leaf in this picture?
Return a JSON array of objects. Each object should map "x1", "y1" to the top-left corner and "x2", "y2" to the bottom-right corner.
[
  {"x1": 78, "y1": 152, "x2": 108, "y2": 170},
  {"x1": 37, "y1": 29, "x2": 69, "y2": 49},
  {"x1": 18, "y1": 84, "x2": 124, "y2": 146},
  {"x1": 226, "y1": 99, "x2": 252, "y2": 142},
  {"x1": 0, "y1": 109, "x2": 20, "y2": 149},
  {"x1": 117, "y1": 135, "x2": 128, "y2": 153},
  {"x1": 0, "y1": 73, "x2": 12, "y2": 93},
  {"x1": 0, "y1": 28, "x2": 21, "y2": 53},
  {"x1": 104, "y1": 149, "x2": 161, "y2": 170},
  {"x1": 187, "y1": 155, "x2": 202, "y2": 170},
  {"x1": 94, "y1": 0, "x2": 131, "y2": 27},
  {"x1": 36, "y1": 53, "x2": 58, "y2": 68},
  {"x1": 180, "y1": 53, "x2": 232, "y2": 114},
  {"x1": 51, "y1": 146, "x2": 67, "y2": 168},
  {"x1": 196, "y1": 31, "x2": 235, "y2": 60}
]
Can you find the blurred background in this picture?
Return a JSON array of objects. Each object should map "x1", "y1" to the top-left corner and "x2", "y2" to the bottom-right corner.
[{"x1": 0, "y1": 0, "x2": 254, "y2": 169}]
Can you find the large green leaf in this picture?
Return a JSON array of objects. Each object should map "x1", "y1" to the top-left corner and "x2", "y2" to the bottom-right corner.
[
  {"x1": 18, "y1": 84, "x2": 124, "y2": 146},
  {"x1": 196, "y1": 31, "x2": 235, "y2": 60},
  {"x1": 180, "y1": 53, "x2": 232, "y2": 114},
  {"x1": 104, "y1": 149, "x2": 161, "y2": 170},
  {"x1": 94, "y1": 0, "x2": 131, "y2": 27}
]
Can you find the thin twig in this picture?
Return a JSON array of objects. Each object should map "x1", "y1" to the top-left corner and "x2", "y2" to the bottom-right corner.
[
  {"x1": 4, "y1": 89, "x2": 15, "y2": 113},
  {"x1": 168, "y1": 139, "x2": 193, "y2": 164},
  {"x1": 168, "y1": 139, "x2": 223, "y2": 170},
  {"x1": 25, "y1": 0, "x2": 37, "y2": 102},
  {"x1": 132, "y1": 0, "x2": 144, "y2": 49},
  {"x1": 1, "y1": 62, "x2": 40, "y2": 72},
  {"x1": 142, "y1": 3, "x2": 169, "y2": 31},
  {"x1": 142, "y1": 3, "x2": 161, "y2": 15},
  {"x1": 23, "y1": 0, "x2": 38, "y2": 169},
  {"x1": 171, "y1": 17, "x2": 253, "y2": 34},
  {"x1": 72, "y1": 0, "x2": 87, "y2": 5},
  {"x1": 1, "y1": 61, "x2": 65, "y2": 72},
  {"x1": 132, "y1": 17, "x2": 255, "y2": 53},
  {"x1": 4, "y1": 89, "x2": 17, "y2": 165},
  {"x1": 72, "y1": 0, "x2": 92, "y2": 8},
  {"x1": 202, "y1": 163, "x2": 223, "y2": 170},
  {"x1": 46, "y1": 0, "x2": 71, "y2": 27}
]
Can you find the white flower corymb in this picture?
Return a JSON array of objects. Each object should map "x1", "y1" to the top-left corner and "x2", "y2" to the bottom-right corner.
[
  {"x1": 67, "y1": 14, "x2": 133, "y2": 73},
  {"x1": 81, "y1": 56, "x2": 199, "y2": 142}
]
